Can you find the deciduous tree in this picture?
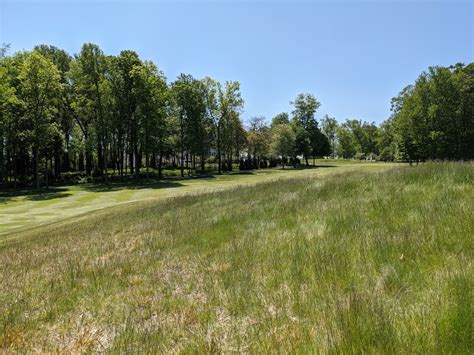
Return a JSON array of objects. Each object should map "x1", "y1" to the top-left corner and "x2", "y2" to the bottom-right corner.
[{"x1": 18, "y1": 51, "x2": 61, "y2": 189}]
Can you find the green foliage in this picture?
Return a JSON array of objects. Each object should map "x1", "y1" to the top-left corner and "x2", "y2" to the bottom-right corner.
[
  {"x1": 289, "y1": 93, "x2": 330, "y2": 163},
  {"x1": 377, "y1": 118, "x2": 398, "y2": 161},
  {"x1": 69, "y1": 43, "x2": 110, "y2": 176},
  {"x1": 17, "y1": 51, "x2": 62, "y2": 188},
  {"x1": 18, "y1": 51, "x2": 62, "y2": 144},
  {"x1": 391, "y1": 63, "x2": 474, "y2": 161},
  {"x1": 271, "y1": 123, "x2": 296, "y2": 164},
  {"x1": 0, "y1": 42, "x2": 471, "y2": 190},
  {"x1": 247, "y1": 116, "x2": 270, "y2": 160},
  {"x1": 172, "y1": 73, "x2": 211, "y2": 173},
  {"x1": 132, "y1": 61, "x2": 169, "y2": 175},
  {"x1": 336, "y1": 124, "x2": 355, "y2": 158},
  {"x1": 271, "y1": 112, "x2": 289, "y2": 127},
  {"x1": 0, "y1": 54, "x2": 20, "y2": 185},
  {"x1": 334, "y1": 119, "x2": 381, "y2": 159},
  {"x1": 291, "y1": 93, "x2": 321, "y2": 127},
  {"x1": 321, "y1": 115, "x2": 337, "y2": 157}
]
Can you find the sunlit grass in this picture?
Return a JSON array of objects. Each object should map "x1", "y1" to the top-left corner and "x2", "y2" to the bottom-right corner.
[
  {"x1": 0, "y1": 162, "x2": 472, "y2": 352},
  {"x1": 0, "y1": 162, "x2": 391, "y2": 237}
]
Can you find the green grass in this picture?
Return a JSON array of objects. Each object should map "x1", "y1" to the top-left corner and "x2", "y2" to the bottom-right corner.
[
  {"x1": 0, "y1": 161, "x2": 389, "y2": 237},
  {"x1": 0, "y1": 162, "x2": 472, "y2": 352}
]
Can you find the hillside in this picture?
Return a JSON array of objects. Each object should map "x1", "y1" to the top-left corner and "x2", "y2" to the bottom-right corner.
[
  {"x1": 0, "y1": 162, "x2": 389, "y2": 238},
  {"x1": 0, "y1": 163, "x2": 472, "y2": 352}
]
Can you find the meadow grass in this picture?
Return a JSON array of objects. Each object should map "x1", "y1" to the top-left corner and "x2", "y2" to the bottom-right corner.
[
  {"x1": 0, "y1": 161, "x2": 388, "y2": 237},
  {"x1": 0, "y1": 162, "x2": 472, "y2": 352}
]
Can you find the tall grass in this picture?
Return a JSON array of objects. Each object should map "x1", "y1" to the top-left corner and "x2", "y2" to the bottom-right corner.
[{"x1": 0, "y1": 162, "x2": 472, "y2": 352}]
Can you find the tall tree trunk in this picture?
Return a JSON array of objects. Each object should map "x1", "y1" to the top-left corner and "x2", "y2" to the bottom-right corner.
[
  {"x1": 151, "y1": 152, "x2": 156, "y2": 170},
  {"x1": 97, "y1": 141, "x2": 103, "y2": 173},
  {"x1": 95, "y1": 73, "x2": 108, "y2": 183},
  {"x1": 79, "y1": 150, "x2": 85, "y2": 172},
  {"x1": 13, "y1": 145, "x2": 17, "y2": 191},
  {"x1": 145, "y1": 151, "x2": 149, "y2": 180},
  {"x1": 45, "y1": 158, "x2": 49, "y2": 188},
  {"x1": 64, "y1": 131, "x2": 70, "y2": 172},
  {"x1": 86, "y1": 151, "x2": 93, "y2": 175},
  {"x1": 186, "y1": 152, "x2": 189, "y2": 175},
  {"x1": 158, "y1": 151, "x2": 163, "y2": 179},
  {"x1": 83, "y1": 132, "x2": 92, "y2": 175},
  {"x1": 97, "y1": 137, "x2": 104, "y2": 175},
  {"x1": 118, "y1": 144, "x2": 123, "y2": 178},
  {"x1": 103, "y1": 136, "x2": 108, "y2": 184},
  {"x1": 35, "y1": 147, "x2": 40, "y2": 190},
  {"x1": 0, "y1": 131, "x2": 4, "y2": 188},
  {"x1": 129, "y1": 147, "x2": 134, "y2": 175},
  {"x1": 201, "y1": 153, "x2": 205, "y2": 174},
  {"x1": 54, "y1": 152, "x2": 59, "y2": 183},
  {"x1": 125, "y1": 147, "x2": 129, "y2": 175},
  {"x1": 217, "y1": 124, "x2": 222, "y2": 174},
  {"x1": 180, "y1": 115, "x2": 185, "y2": 177},
  {"x1": 62, "y1": 151, "x2": 70, "y2": 173},
  {"x1": 134, "y1": 143, "x2": 140, "y2": 179},
  {"x1": 180, "y1": 148, "x2": 184, "y2": 178}
]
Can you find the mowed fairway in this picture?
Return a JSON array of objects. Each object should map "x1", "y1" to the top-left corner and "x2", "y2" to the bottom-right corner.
[
  {"x1": 0, "y1": 161, "x2": 389, "y2": 238},
  {"x1": 0, "y1": 162, "x2": 473, "y2": 352}
]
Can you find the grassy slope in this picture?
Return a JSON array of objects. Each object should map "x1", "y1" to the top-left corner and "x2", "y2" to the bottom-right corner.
[
  {"x1": 0, "y1": 163, "x2": 472, "y2": 352},
  {"x1": 0, "y1": 161, "x2": 389, "y2": 237}
]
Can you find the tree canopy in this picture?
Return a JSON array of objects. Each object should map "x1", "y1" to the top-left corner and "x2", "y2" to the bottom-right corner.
[{"x1": 0, "y1": 43, "x2": 471, "y2": 189}]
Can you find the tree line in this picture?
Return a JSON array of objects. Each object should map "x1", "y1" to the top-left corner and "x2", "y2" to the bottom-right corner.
[
  {"x1": 0, "y1": 43, "x2": 472, "y2": 189},
  {"x1": 321, "y1": 63, "x2": 473, "y2": 163},
  {"x1": 0, "y1": 43, "x2": 331, "y2": 189}
]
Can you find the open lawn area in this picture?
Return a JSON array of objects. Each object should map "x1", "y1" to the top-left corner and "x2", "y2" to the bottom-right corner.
[
  {"x1": 0, "y1": 161, "x2": 392, "y2": 239},
  {"x1": 0, "y1": 162, "x2": 472, "y2": 352}
]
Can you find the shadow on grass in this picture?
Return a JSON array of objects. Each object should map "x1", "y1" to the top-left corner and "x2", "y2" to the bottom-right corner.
[
  {"x1": 226, "y1": 171, "x2": 255, "y2": 175},
  {"x1": 0, "y1": 165, "x2": 336, "y2": 201},
  {"x1": 81, "y1": 178, "x2": 190, "y2": 193},
  {"x1": 300, "y1": 164, "x2": 338, "y2": 169},
  {"x1": 0, "y1": 187, "x2": 72, "y2": 204},
  {"x1": 265, "y1": 164, "x2": 338, "y2": 170},
  {"x1": 26, "y1": 191, "x2": 73, "y2": 201}
]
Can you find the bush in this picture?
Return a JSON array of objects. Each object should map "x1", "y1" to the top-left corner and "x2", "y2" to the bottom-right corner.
[
  {"x1": 354, "y1": 152, "x2": 365, "y2": 160},
  {"x1": 380, "y1": 147, "x2": 395, "y2": 161}
]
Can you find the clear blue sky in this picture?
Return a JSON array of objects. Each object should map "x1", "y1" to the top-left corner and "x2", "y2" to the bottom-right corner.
[{"x1": 1, "y1": 0, "x2": 473, "y2": 124}]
